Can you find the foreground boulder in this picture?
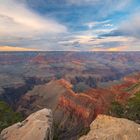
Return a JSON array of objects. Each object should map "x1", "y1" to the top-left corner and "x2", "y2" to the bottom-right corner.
[
  {"x1": 0, "y1": 109, "x2": 53, "y2": 140},
  {"x1": 79, "y1": 115, "x2": 140, "y2": 140}
]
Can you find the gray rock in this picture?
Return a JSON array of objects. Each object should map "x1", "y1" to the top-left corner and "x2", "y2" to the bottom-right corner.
[
  {"x1": 0, "y1": 109, "x2": 53, "y2": 140},
  {"x1": 79, "y1": 115, "x2": 140, "y2": 140}
]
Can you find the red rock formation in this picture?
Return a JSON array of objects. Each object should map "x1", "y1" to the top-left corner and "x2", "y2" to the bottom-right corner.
[
  {"x1": 110, "y1": 73, "x2": 140, "y2": 103},
  {"x1": 56, "y1": 83, "x2": 115, "y2": 126},
  {"x1": 57, "y1": 79, "x2": 73, "y2": 89},
  {"x1": 30, "y1": 54, "x2": 47, "y2": 64},
  {"x1": 58, "y1": 96, "x2": 91, "y2": 126},
  {"x1": 123, "y1": 73, "x2": 140, "y2": 83},
  {"x1": 16, "y1": 73, "x2": 140, "y2": 140}
]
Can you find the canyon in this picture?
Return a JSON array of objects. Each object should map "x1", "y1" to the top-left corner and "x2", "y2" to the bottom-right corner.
[
  {"x1": 0, "y1": 52, "x2": 140, "y2": 139},
  {"x1": 1, "y1": 110, "x2": 140, "y2": 140},
  {"x1": 15, "y1": 73, "x2": 140, "y2": 139}
]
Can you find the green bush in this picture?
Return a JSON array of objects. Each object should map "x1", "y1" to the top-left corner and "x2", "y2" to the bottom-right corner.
[
  {"x1": 108, "y1": 101, "x2": 124, "y2": 117},
  {"x1": 125, "y1": 93, "x2": 140, "y2": 121},
  {"x1": 108, "y1": 92, "x2": 140, "y2": 123},
  {"x1": 0, "y1": 101, "x2": 23, "y2": 132}
]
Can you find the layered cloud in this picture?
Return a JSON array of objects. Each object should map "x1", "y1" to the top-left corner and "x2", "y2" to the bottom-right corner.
[
  {"x1": 66, "y1": 0, "x2": 132, "y2": 18},
  {"x1": 67, "y1": 0, "x2": 131, "y2": 7},
  {"x1": 0, "y1": 0, "x2": 139, "y2": 51},
  {"x1": 58, "y1": 34, "x2": 132, "y2": 51},
  {"x1": 101, "y1": 13, "x2": 140, "y2": 39},
  {"x1": 0, "y1": 0, "x2": 67, "y2": 50},
  {"x1": 85, "y1": 20, "x2": 112, "y2": 29},
  {"x1": 0, "y1": 0, "x2": 67, "y2": 36},
  {"x1": 0, "y1": 46, "x2": 38, "y2": 51}
]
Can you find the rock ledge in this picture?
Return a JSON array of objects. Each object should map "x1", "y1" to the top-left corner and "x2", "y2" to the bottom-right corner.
[
  {"x1": 0, "y1": 108, "x2": 53, "y2": 140},
  {"x1": 79, "y1": 115, "x2": 140, "y2": 140}
]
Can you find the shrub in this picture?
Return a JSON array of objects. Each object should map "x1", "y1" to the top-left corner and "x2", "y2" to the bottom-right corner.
[{"x1": 0, "y1": 101, "x2": 23, "y2": 132}]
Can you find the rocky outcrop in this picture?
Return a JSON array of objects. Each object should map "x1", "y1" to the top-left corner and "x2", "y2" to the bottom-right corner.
[
  {"x1": 79, "y1": 115, "x2": 140, "y2": 140},
  {"x1": 15, "y1": 74, "x2": 140, "y2": 140},
  {"x1": 16, "y1": 79, "x2": 116, "y2": 139},
  {"x1": 0, "y1": 109, "x2": 53, "y2": 140},
  {"x1": 30, "y1": 54, "x2": 47, "y2": 64}
]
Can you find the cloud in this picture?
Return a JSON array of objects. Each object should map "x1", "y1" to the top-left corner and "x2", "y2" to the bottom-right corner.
[
  {"x1": 64, "y1": 35, "x2": 129, "y2": 45},
  {"x1": 19, "y1": 0, "x2": 132, "y2": 20},
  {"x1": 58, "y1": 34, "x2": 132, "y2": 51},
  {"x1": 66, "y1": 0, "x2": 132, "y2": 17},
  {"x1": 0, "y1": 0, "x2": 139, "y2": 51},
  {"x1": 85, "y1": 20, "x2": 111, "y2": 29},
  {"x1": 101, "y1": 12, "x2": 140, "y2": 39},
  {"x1": 0, "y1": 0, "x2": 67, "y2": 37},
  {"x1": 66, "y1": 0, "x2": 131, "y2": 7},
  {"x1": 0, "y1": 46, "x2": 38, "y2": 51},
  {"x1": 0, "y1": 0, "x2": 68, "y2": 50},
  {"x1": 91, "y1": 46, "x2": 128, "y2": 51},
  {"x1": 104, "y1": 24, "x2": 113, "y2": 27}
]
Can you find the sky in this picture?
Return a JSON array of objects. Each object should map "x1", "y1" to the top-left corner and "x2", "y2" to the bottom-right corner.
[{"x1": 0, "y1": 0, "x2": 140, "y2": 51}]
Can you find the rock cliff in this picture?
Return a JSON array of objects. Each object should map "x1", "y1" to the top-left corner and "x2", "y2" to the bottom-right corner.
[
  {"x1": 79, "y1": 115, "x2": 140, "y2": 140},
  {"x1": 0, "y1": 109, "x2": 53, "y2": 140},
  {"x1": 16, "y1": 79, "x2": 116, "y2": 139}
]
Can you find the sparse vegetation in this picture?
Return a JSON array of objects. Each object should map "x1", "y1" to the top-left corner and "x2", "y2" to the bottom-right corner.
[
  {"x1": 53, "y1": 123, "x2": 60, "y2": 140},
  {"x1": 124, "y1": 82, "x2": 140, "y2": 92},
  {"x1": 79, "y1": 127, "x2": 90, "y2": 137},
  {"x1": 109, "y1": 92, "x2": 140, "y2": 123},
  {"x1": 108, "y1": 101, "x2": 125, "y2": 117},
  {"x1": 73, "y1": 82, "x2": 90, "y2": 93},
  {"x1": 126, "y1": 93, "x2": 140, "y2": 122},
  {"x1": 0, "y1": 101, "x2": 23, "y2": 132}
]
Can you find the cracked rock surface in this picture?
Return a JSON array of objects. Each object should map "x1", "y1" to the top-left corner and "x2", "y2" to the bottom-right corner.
[
  {"x1": 79, "y1": 115, "x2": 140, "y2": 140},
  {"x1": 0, "y1": 108, "x2": 53, "y2": 140}
]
